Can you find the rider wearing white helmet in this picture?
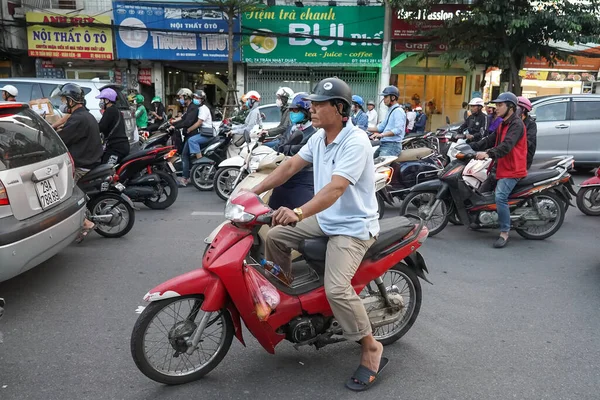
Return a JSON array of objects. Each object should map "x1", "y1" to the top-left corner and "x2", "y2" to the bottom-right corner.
[
  {"x1": 261, "y1": 87, "x2": 294, "y2": 148},
  {"x1": 0, "y1": 85, "x2": 18, "y2": 101},
  {"x1": 459, "y1": 97, "x2": 488, "y2": 142},
  {"x1": 233, "y1": 90, "x2": 262, "y2": 139}
]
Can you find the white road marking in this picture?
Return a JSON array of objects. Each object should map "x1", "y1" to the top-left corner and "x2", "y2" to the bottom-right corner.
[
  {"x1": 191, "y1": 211, "x2": 223, "y2": 216},
  {"x1": 135, "y1": 306, "x2": 146, "y2": 314}
]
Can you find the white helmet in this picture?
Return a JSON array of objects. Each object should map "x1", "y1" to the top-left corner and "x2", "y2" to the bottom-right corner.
[
  {"x1": 468, "y1": 97, "x2": 485, "y2": 107},
  {"x1": 0, "y1": 85, "x2": 18, "y2": 97},
  {"x1": 177, "y1": 88, "x2": 193, "y2": 99},
  {"x1": 276, "y1": 87, "x2": 294, "y2": 101},
  {"x1": 245, "y1": 90, "x2": 261, "y2": 102}
]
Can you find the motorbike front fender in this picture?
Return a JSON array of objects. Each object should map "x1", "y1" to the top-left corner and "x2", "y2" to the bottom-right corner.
[
  {"x1": 410, "y1": 178, "x2": 443, "y2": 193},
  {"x1": 580, "y1": 175, "x2": 600, "y2": 187},
  {"x1": 218, "y1": 156, "x2": 244, "y2": 169},
  {"x1": 118, "y1": 192, "x2": 136, "y2": 209},
  {"x1": 204, "y1": 221, "x2": 229, "y2": 244}
]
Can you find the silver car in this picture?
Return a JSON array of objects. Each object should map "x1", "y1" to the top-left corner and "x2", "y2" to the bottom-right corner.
[
  {"x1": 0, "y1": 102, "x2": 86, "y2": 282},
  {"x1": 531, "y1": 94, "x2": 600, "y2": 167}
]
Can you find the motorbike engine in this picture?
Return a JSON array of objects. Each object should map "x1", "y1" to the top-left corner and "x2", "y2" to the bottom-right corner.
[
  {"x1": 478, "y1": 211, "x2": 499, "y2": 226},
  {"x1": 286, "y1": 315, "x2": 326, "y2": 343}
]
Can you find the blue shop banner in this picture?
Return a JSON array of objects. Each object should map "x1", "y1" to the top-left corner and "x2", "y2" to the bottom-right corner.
[{"x1": 113, "y1": 1, "x2": 241, "y2": 61}]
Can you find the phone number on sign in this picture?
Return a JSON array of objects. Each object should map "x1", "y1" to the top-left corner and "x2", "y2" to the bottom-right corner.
[{"x1": 351, "y1": 59, "x2": 379, "y2": 64}]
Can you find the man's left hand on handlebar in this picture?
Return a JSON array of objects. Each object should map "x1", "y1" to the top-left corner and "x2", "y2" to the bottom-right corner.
[
  {"x1": 476, "y1": 151, "x2": 489, "y2": 160},
  {"x1": 272, "y1": 207, "x2": 299, "y2": 226}
]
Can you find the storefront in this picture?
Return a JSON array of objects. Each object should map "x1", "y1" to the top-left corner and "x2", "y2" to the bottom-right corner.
[
  {"x1": 113, "y1": 1, "x2": 240, "y2": 109},
  {"x1": 241, "y1": 5, "x2": 383, "y2": 105}
]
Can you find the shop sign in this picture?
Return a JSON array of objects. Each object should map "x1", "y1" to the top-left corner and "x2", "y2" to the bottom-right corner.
[
  {"x1": 392, "y1": 5, "x2": 468, "y2": 39},
  {"x1": 242, "y1": 6, "x2": 384, "y2": 65},
  {"x1": 394, "y1": 41, "x2": 447, "y2": 53},
  {"x1": 113, "y1": 2, "x2": 240, "y2": 62},
  {"x1": 523, "y1": 55, "x2": 600, "y2": 71},
  {"x1": 138, "y1": 68, "x2": 152, "y2": 86},
  {"x1": 520, "y1": 70, "x2": 597, "y2": 82},
  {"x1": 26, "y1": 13, "x2": 114, "y2": 60}
]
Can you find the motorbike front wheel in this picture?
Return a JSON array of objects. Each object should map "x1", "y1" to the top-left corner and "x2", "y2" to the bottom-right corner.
[
  {"x1": 214, "y1": 167, "x2": 247, "y2": 201},
  {"x1": 515, "y1": 192, "x2": 565, "y2": 240},
  {"x1": 88, "y1": 193, "x2": 135, "y2": 238},
  {"x1": 191, "y1": 164, "x2": 216, "y2": 191},
  {"x1": 576, "y1": 186, "x2": 600, "y2": 216},
  {"x1": 144, "y1": 170, "x2": 179, "y2": 210},
  {"x1": 131, "y1": 295, "x2": 234, "y2": 385},
  {"x1": 399, "y1": 191, "x2": 448, "y2": 236}
]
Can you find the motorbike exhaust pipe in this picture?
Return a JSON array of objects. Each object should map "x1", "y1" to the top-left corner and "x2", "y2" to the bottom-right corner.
[{"x1": 88, "y1": 214, "x2": 114, "y2": 223}]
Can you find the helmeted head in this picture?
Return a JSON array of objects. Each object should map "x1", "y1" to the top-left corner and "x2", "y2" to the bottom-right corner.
[
  {"x1": 0, "y1": 84, "x2": 18, "y2": 101},
  {"x1": 288, "y1": 92, "x2": 311, "y2": 125},
  {"x1": 135, "y1": 94, "x2": 144, "y2": 105},
  {"x1": 380, "y1": 86, "x2": 400, "y2": 106},
  {"x1": 491, "y1": 92, "x2": 518, "y2": 119},
  {"x1": 367, "y1": 100, "x2": 376, "y2": 110},
  {"x1": 193, "y1": 90, "x2": 206, "y2": 105},
  {"x1": 53, "y1": 83, "x2": 85, "y2": 113},
  {"x1": 244, "y1": 90, "x2": 261, "y2": 109},
  {"x1": 404, "y1": 103, "x2": 412, "y2": 111},
  {"x1": 96, "y1": 87, "x2": 117, "y2": 110},
  {"x1": 151, "y1": 96, "x2": 162, "y2": 104},
  {"x1": 415, "y1": 106, "x2": 423, "y2": 113},
  {"x1": 304, "y1": 77, "x2": 353, "y2": 128},
  {"x1": 517, "y1": 96, "x2": 532, "y2": 113},
  {"x1": 468, "y1": 97, "x2": 485, "y2": 114},
  {"x1": 486, "y1": 102, "x2": 496, "y2": 115},
  {"x1": 352, "y1": 95, "x2": 364, "y2": 111},
  {"x1": 276, "y1": 87, "x2": 294, "y2": 109},
  {"x1": 177, "y1": 88, "x2": 193, "y2": 106}
]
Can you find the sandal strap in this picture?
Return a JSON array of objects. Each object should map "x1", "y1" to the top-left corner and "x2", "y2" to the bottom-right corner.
[{"x1": 351, "y1": 365, "x2": 377, "y2": 386}]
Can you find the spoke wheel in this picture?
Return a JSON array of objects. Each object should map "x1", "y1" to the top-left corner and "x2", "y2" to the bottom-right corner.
[
  {"x1": 399, "y1": 191, "x2": 448, "y2": 236},
  {"x1": 131, "y1": 295, "x2": 233, "y2": 385},
  {"x1": 362, "y1": 263, "x2": 422, "y2": 346}
]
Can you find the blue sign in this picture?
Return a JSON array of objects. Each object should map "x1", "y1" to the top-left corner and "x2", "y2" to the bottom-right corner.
[{"x1": 113, "y1": 2, "x2": 241, "y2": 61}]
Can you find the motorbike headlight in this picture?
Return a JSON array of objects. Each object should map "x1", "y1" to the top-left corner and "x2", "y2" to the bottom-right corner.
[
  {"x1": 249, "y1": 155, "x2": 261, "y2": 171},
  {"x1": 224, "y1": 200, "x2": 255, "y2": 223}
]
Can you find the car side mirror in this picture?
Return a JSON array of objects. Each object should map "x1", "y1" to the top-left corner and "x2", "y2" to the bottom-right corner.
[{"x1": 530, "y1": 113, "x2": 537, "y2": 121}]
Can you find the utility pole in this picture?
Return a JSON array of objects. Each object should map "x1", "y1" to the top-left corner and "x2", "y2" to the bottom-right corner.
[{"x1": 378, "y1": 0, "x2": 392, "y2": 121}]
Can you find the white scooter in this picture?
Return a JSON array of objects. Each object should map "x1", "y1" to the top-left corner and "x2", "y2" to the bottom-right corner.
[{"x1": 213, "y1": 125, "x2": 276, "y2": 201}]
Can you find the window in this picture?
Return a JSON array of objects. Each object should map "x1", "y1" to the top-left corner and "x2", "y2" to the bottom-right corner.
[
  {"x1": 532, "y1": 102, "x2": 568, "y2": 122},
  {"x1": 31, "y1": 84, "x2": 42, "y2": 100},
  {"x1": 0, "y1": 107, "x2": 68, "y2": 171},
  {"x1": 572, "y1": 101, "x2": 600, "y2": 121},
  {"x1": 260, "y1": 105, "x2": 281, "y2": 124}
]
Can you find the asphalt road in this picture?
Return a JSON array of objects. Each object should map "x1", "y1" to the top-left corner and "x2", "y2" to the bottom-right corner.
[{"x1": 1, "y1": 172, "x2": 599, "y2": 400}]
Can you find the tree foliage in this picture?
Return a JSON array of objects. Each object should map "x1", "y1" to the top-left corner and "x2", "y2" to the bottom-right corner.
[
  {"x1": 202, "y1": 0, "x2": 263, "y2": 117},
  {"x1": 391, "y1": 0, "x2": 600, "y2": 94}
]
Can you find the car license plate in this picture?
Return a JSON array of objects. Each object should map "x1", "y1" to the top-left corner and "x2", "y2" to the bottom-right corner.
[
  {"x1": 167, "y1": 162, "x2": 176, "y2": 173},
  {"x1": 35, "y1": 177, "x2": 60, "y2": 209}
]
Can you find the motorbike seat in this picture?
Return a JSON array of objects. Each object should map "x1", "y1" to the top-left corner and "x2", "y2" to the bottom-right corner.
[
  {"x1": 529, "y1": 159, "x2": 560, "y2": 170},
  {"x1": 80, "y1": 164, "x2": 115, "y2": 181},
  {"x1": 120, "y1": 149, "x2": 155, "y2": 164},
  {"x1": 298, "y1": 217, "x2": 416, "y2": 272},
  {"x1": 396, "y1": 148, "x2": 433, "y2": 163},
  {"x1": 515, "y1": 169, "x2": 561, "y2": 187}
]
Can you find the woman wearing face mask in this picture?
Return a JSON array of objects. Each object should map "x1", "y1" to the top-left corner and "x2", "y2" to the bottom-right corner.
[
  {"x1": 96, "y1": 88, "x2": 130, "y2": 164},
  {"x1": 267, "y1": 92, "x2": 316, "y2": 210},
  {"x1": 134, "y1": 94, "x2": 148, "y2": 130}
]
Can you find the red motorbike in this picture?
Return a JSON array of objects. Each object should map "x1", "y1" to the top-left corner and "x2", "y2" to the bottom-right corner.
[
  {"x1": 576, "y1": 167, "x2": 600, "y2": 216},
  {"x1": 130, "y1": 192, "x2": 430, "y2": 385}
]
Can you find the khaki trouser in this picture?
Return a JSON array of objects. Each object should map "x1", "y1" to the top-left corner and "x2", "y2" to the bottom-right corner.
[{"x1": 265, "y1": 215, "x2": 376, "y2": 341}]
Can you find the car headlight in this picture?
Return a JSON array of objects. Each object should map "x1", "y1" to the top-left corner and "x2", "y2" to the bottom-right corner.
[{"x1": 224, "y1": 200, "x2": 255, "y2": 223}]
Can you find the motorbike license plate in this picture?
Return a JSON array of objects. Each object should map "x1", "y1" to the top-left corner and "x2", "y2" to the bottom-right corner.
[
  {"x1": 115, "y1": 183, "x2": 126, "y2": 192},
  {"x1": 35, "y1": 177, "x2": 60, "y2": 209},
  {"x1": 167, "y1": 162, "x2": 176, "y2": 173}
]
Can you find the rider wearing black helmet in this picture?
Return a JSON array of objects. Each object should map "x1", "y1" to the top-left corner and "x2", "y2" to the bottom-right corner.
[
  {"x1": 470, "y1": 92, "x2": 528, "y2": 248},
  {"x1": 54, "y1": 83, "x2": 103, "y2": 180},
  {"x1": 252, "y1": 77, "x2": 385, "y2": 391},
  {"x1": 367, "y1": 86, "x2": 406, "y2": 157}
]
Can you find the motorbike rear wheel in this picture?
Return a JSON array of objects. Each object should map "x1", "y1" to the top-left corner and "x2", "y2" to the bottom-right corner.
[
  {"x1": 88, "y1": 193, "x2": 135, "y2": 238},
  {"x1": 131, "y1": 295, "x2": 234, "y2": 385},
  {"x1": 367, "y1": 263, "x2": 422, "y2": 346},
  {"x1": 515, "y1": 192, "x2": 565, "y2": 240},
  {"x1": 144, "y1": 170, "x2": 179, "y2": 210},
  {"x1": 576, "y1": 186, "x2": 600, "y2": 216},
  {"x1": 191, "y1": 164, "x2": 216, "y2": 191},
  {"x1": 399, "y1": 191, "x2": 448, "y2": 236}
]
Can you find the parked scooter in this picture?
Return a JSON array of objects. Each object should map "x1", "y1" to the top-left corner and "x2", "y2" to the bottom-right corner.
[
  {"x1": 576, "y1": 167, "x2": 600, "y2": 216},
  {"x1": 113, "y1": 146, "x2": 179, "y2": 209},
  {"x1": 400, "y1": 143, "x2": 575, "y2": 238},
  {"x1": 77, "y1": 164, "x2": 136, "y2": 238},
  {"x1": 131, "y1": 191, "x2": 430, "y2": 385}
]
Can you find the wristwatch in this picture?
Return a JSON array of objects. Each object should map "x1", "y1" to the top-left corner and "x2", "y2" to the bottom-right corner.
[{"x1": 293, "y1": 208, "x2": 303, "y2": 221}]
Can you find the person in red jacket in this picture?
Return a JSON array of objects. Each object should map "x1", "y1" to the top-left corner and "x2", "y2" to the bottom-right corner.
[{"x1": 470, "y1": 92, "x2": 528, "y2": 248}]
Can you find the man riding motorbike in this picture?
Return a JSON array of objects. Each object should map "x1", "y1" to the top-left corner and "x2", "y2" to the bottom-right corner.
[
  {"x1": 96, "y1": 88, "x2": 130, "y2": 165},
  {"x1": 486, "y1": 103, "x2": 502, "y2": 137},
  {"x1": 134, "y1": 94, "x2": 148, "y2": 130},
  {"x1": 460, "y1": 97, "x2": 488, "y2": 142},
  {"x1": 178, "y1": 90, "x2": 214, "y2": 187},
  {"x1": 368, "y1": 86, "x2": 406, "y2": 157},
  {"x1": 517, "y1": 96, "x2": 537, "y2": 169},
  {"x1": 168, "y1": 88, "x2": 199, "y2": 153},
  {"x1": 233, "y1": 90, "x2": 262, "y2": 138},
  {"x1": 366, "y1": 100, "x2": 378, "y2": 128},
  {"x1": 469, "y1": 92, "x2": 528, "y2": 249},
  {"x1": 351, "y1": 95, "x2": 369, "y2": 132},
  {"x1": 262, "y1": 87, "x2": 294, "y2": 149},
  {"x1": 268, "y1": 92, "x2": 316, "y2": 210},
  {"x1": 413, "y1": 106, "x2": 427, "y2": 133},
  {"x1": 251, "y1": 77, "x2": 386, "y2": 392},
  {"x1": 55, "y1": 83, "x2": 103, "y2": 241},
  {"x1": 147, "y1": 96, "x2": 166, "y2": 133}
]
